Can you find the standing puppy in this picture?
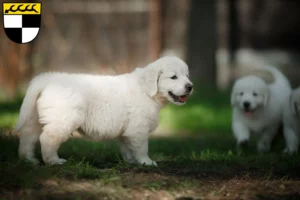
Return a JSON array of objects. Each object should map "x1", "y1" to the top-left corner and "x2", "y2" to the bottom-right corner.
[
  {"x1": 231, "y1": 66, "x2": 291, "y2": 152},
  {"x1": 16, "y1": 56, "x2": 193, "y2": 166},
  {"x1": 283, "y1": 86, "x2": 300, "y2": 154}
]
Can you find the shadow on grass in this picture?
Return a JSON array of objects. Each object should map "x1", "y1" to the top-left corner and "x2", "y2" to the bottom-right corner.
[
  {"x1": 0, "y1": 86, "x2": 299, "y2": 199},
  {"x1": 1, "y1": 134, "x2": 300, "y2": 191}
]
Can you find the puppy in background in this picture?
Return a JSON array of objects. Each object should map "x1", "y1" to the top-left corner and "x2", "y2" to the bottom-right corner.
[
  {"x1": 283, "y1": 86, "x2": 300, "y2": 154},
  {"x1": 16, "y1": 56, "x2": 193, "y2": 166},
  {"x1": 231, "y1": 66, "x2": 291, "y2": 152}
]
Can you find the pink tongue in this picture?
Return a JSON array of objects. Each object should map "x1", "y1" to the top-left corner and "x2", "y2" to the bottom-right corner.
[
  {"x1": 179, "y1": 95, "x2": 188, "y2": 103},
  {"x1": 245, "y1": 111, "x2": 254, "y2": 118}
]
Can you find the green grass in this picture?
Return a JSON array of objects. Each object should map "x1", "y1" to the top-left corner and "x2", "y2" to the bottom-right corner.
[
  {"x1": 0, "y1": 134, "x2": 299, "y2": 183},
  {"x1": 0, "y1": 133, "x2": 300, "y2": 199},
  {"x1": 1, "y1": 87, "x2": 300, "y2": 199}
]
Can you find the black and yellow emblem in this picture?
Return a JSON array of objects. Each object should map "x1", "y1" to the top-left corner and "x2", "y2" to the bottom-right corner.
[{"x1": 2, "y1": 2, "x2": 41, "y2": 44}]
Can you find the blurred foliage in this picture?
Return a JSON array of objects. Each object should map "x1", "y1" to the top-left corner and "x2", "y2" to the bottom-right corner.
[
  {"x1": 159, "y1": 85, "x2": 231, "y2": 134},
  {"x1": 0, "y1": 96, "x2": 23, "y2": 129}
]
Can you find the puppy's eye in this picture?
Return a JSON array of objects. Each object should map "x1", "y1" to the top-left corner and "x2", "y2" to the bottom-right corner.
[
  {"x1": 253, "y1": 92, "x2": 258, "y2": 96},
  {"x1": 240, "y1": 92, "x2": 244, "y2": 96},
  {"x1": 170, "y1": 75, "x2": 177, "y2": 80}
]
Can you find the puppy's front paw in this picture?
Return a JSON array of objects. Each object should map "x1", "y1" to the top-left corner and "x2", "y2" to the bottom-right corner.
[
  {"x1": 137, "y1": 157, "x2": 158, "y2": 166},
  {"x1": 283, "y1": 147, "x2": 298, "y2": 155},
  {"x1": 257, "y1": 143, "x2": 270, "y2": 153},
  {"x1": 283, "y1": 147, "x2": 289, "y2": 153},
  {"x1": 23, "y1": 157, "x2": 40, "y2": 165},
  {"x1": 56, "y1": 158, "x2": 67, "y2": 165},
  {"x1": 237, "y1": 140, "x2": 249, "y2": 149},
  {"x1": 45, "y1": 158, "x2": 67, "y2": 165},
  {"x1": 151, "y1": 160, "x2": 158, "y2": 166}
]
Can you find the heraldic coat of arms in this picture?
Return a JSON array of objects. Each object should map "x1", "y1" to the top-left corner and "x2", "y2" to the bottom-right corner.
[{"x1": 2, "y1": 2, "x2": 41, "y2": 44}]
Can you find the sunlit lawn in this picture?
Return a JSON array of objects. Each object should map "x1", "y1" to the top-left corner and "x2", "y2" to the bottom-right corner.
[
  {"x1": 0, "y1": 87, "x2": 300, "y2": 199},
  {"x1": 0, "y1": 132, "x2": 300, "y2": 199}
]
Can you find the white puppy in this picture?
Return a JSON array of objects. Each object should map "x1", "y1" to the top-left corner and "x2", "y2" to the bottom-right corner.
[
  {"x1": 231, "y1": 66, "x2": 291, "y2": 152},
  {"x1": 283, "y1": 86, "x2": 300, "y2": 154},
  {"x1": 16, "y1": 56, "x2": 193, "y2": 166}
]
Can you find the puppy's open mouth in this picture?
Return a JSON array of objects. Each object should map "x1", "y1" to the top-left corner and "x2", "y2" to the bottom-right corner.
[
  {"x1": 244, "y1": 108, "x2": 256, "y2": 118},
  {"x1": 168, "y1": 91, "x2": 189, "y2": 103}
]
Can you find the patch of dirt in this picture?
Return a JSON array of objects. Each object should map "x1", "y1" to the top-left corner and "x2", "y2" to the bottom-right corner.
[
  {"x1": 1, "y1": 174, "x2": 299, "y2": 200},
  {"x1": 197, "y1": 180, "x2": 300, "y2": 200},
  {"x1": 0, "y1": 179, "x2": 130, "y2": 200},
  {"x1": 120, "y1": 178, "x2": 300, "y2": 200}
]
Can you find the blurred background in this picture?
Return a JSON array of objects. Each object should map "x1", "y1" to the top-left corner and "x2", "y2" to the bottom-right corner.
[{"x1": 1, "y1": 0, "x2": 300, "y2": 134}]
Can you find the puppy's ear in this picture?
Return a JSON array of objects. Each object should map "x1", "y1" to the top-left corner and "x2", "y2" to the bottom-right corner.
[
  {"x1": 263, "y1": 88, "x2": 270, "y2": 106},
  {"x1": 139, "y1": 63, "x2": 162, "y2": 97},
  {"x1": 290, "y1": 91, "x2": 299, "y2": 116}
]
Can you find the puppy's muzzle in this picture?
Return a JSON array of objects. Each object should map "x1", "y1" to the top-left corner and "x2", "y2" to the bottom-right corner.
[
  {"x1": 243, "y1": 101, "x2": 251, "y2": 110},
  {"x1": 185, "y1": 83, "x2": 193, "y2": 93}
]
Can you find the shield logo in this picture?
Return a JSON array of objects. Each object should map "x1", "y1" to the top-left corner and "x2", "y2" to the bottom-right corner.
[{"x1": 2, "y1": 2, "x2": 41, "y2": 44}]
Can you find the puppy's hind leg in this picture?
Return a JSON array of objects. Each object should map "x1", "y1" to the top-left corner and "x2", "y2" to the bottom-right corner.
[
  {"x1": 257, "y1": 126, "x2": 278, "y2": 152},
  {"x1": 19, "y1": 127, "x2": 41, "y2": 164},
  {"x1": 18, "y1": 114, "x2": 42, "y2": 165},
  {"x1": 37, "y1": 85, "x2": 85, "y2": 165},
  {"x1": 40, "y1": 119, "x2": 83, "y2": 165},
  {"x1": 119, "y1": 138, "x2": 135, "y2": 164},
  {"x1": 283, "y1": 126, "x2": 299, "y2": 154},
  {"x1": 39, "y1": 124, "x2": 68, "y2": 165}
]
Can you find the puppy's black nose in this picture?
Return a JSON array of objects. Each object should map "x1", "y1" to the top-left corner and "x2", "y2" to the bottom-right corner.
[
  {"x1": 243, "y1": 101, "x2": 251, "y2": 109},
  {"x1": 185, "y1": 83, "x2": 193, "y2": 92}
]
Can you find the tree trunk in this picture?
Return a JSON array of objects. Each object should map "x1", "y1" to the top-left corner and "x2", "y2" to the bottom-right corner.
[
  {"x1": 186, "y1": 0, "x2": 217, "y2": 86},
  {"x1": 148, "y1": 0, "x2": 162, "y2": 62}
]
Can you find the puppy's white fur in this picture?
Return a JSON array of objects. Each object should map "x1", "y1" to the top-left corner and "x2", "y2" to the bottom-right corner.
[
  {"x1": 231, "y1": 66, "x2": 291, "y2": 152},
  {"x1": 16, "y1": 56, "x2": 192, "y2": 165},
  {"x1": 283, "y1": 86, "x2": 300, "y2": 154}
]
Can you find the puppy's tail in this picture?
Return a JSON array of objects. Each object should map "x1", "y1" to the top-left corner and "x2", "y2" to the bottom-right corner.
[
  {"x1": 258, "y1": 65, "x2": 291, "y2": 89},
  {"x1": 15, "y1": 74, "x2": 48, "y2": 132}
]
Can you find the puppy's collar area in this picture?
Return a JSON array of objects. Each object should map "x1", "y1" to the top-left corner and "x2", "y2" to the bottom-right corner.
[
  {"x1": 168, "y1": 91, "x2": 189, "y2": 103},
  {"x1": 152, "y1": 93, "x2": 169, "y2": 107}
]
